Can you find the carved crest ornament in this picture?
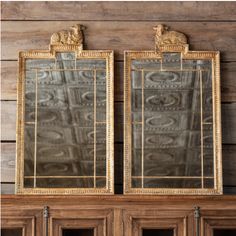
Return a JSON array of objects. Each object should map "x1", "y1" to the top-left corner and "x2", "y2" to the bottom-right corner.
[{"x1": 50, "y1": 24, "x2": 84, "y2": 47}]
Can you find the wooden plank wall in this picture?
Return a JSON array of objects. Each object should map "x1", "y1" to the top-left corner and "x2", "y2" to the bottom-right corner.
[{"x1": 1, "y1": 1, "x2": 236, "y2": 194}]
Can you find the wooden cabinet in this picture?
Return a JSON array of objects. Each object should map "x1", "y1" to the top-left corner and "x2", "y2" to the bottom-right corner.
[
  {"x1": 201, "y1": 209, "x2": 236, "y2": 236},
  {"x1": 2, "y1": 195, "x2": 236, "y2": 236},
  {"x1": 50, "y1": 208, "x2": 113, "y2": 236}
]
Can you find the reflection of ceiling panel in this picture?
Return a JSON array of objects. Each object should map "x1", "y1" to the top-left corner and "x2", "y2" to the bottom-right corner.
[
  {"x1": 132, "y1": 89, "x2": 193, "y2": 111},
  {"x1": 24, "y1": 56, "x2": 108, "y2": 186},
  {"x1": 130, "y1": 54, "x2": 214, "y2": 186},
  {"x1": 68, "y1": 86, "x2": 106, "y2": 107}
]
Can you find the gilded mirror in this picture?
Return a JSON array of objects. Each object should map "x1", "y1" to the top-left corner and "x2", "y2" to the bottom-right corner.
[
  {"x1": 16, "y1": 24, "x2": 114, "y2": 194},
  {"x1": 124, "y1": 25, "x2": 222, "y2": 195}
]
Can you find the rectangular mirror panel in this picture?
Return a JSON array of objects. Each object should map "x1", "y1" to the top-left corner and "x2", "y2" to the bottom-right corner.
[
  {"x1": 24, "y1": 55, "x2": 107, "y2": 189},
  {"x1": 130, "y1": 56, "x2": 214, "y2": 189},
  {"x1": 124, "y1": 25, "x2": 222, "y2": 195}
]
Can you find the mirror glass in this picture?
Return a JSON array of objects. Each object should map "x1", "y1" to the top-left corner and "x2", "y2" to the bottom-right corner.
[
  {"x1": 131, "y1": 53, "x2": 214, "y2": 189},
  {"x1": 142, "y1": 229, "x2": 173, "y2": 236},
  {"x1": 24, "y1": 53, "x2": 107, "y2": 189},
  {"x1": 1, "y1": 229, "x2": 22, "y2": 236},
  {"x1": 62, "y1": 229, "x2": 94, "y2": 236}
]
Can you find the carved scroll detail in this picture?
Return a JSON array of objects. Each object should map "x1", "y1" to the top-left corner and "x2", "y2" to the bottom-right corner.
[
  {"x1": 153, "y1": 24, "x2": 188, "y2": 51},
  {"x1": 50, "y1": 24, "x2": 84, "y2": 47}
]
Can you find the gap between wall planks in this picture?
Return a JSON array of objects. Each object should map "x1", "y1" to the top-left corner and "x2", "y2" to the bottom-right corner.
[{"x1": 1, "y1": 1, "x2": 236, "y2": 194}]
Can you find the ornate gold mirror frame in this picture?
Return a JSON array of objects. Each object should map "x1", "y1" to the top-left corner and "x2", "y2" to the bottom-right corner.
[
  {"x1": 16, "y1": 25, "x2": 114, "y2": 194},
  {"x1": 124, "y1": 24, "x2": 222, "y2": 195}
]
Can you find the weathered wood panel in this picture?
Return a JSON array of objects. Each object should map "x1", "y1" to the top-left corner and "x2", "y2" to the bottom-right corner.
[
  {"x1": 1, "y1": 101, "x2": 16, "y2": 141},
  {"x1": 222, "y1": 104, "x2": 236, "y2": 144},
  {"x1": 2, "y1": 2, "x2": 236, "y2": 21},
  {"x1": 1, "y1": 143, "x2": 16, "y2": 182},
  {"x1": 2, "y1": 61, "x2": 236, "y2": 102},
  {"x1": 2, "y1": 21, "x2": 236, "y2": 61},
  {"x1": 1, "y1": 184, "x2": 15, "y2": 194},
  {"x1": 1, "y1": 61, "x2": 17, "y2": 100},
  {"x1": 221, "y1": 62, "x2": 236, "y2": 102},
  {"x1": 1, "y1": 143, "x2": 235, "y2": 186},
  {"x1": 223, "y1": 145, "x2": 236, "y2": 186},
  {"x1": 1, "y1": 101, "x2": 236, "y2": 144}
]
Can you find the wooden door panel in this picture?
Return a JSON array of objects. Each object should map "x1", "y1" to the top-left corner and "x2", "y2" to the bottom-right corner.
[
  {"x1": 50, "y1": 209, "x2": 113, "y2": 236},
  {"x1": 201, "y1": 210, "x2": 236, "y2": 236},
  {"x1": 1, "y1": 208, "x2": 43, "y2": 236},
  {"x1": 123, "y1": 209, "x2": 191, "y2": 236}
]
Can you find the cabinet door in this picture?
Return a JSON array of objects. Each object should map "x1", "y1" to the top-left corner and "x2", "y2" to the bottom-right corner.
[
  {"x1": 50, "y1": 208, "x2": 113, "y2": 236},
  {"x1": 201, "y1": 210, "x2": 236, "y2": 236},
  {"x1": 1, "y1": 208, "x2": 43, "y2": 236},
  {"x1": 123, "y1": 209, "x2": 192, "y2": 236}
]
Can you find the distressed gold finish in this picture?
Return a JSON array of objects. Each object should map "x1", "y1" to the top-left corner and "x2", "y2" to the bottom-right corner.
[
  {"x1": 16, "y1": 24, "x2": 114, "y2": 195},
  {"x1": 124, "y1": 24, "x2": 222, "y2": 195},
  {"x1": 50, "y1": 24, "x2": 84, "y2": 48},
  {"x1": 153, "y1": 24, "x2": 187, "y2": 51}
]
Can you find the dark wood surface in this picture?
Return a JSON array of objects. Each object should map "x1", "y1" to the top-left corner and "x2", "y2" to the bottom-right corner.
[{"x1": 1, "y1": 1, "x2": 236, "y2": 194}]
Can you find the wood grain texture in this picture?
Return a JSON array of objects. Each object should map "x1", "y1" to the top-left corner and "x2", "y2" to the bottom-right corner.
[
  {"x1": 1, "y1": 143, "x2": 16, "y2": 182},
  {"x1": 1, "y1": 184, "x2": 15, "y2": 194},
  {"x1": 1, "y1": 101, "x2": 16, "y2": 141},
  {"x1": 2, "y1": 194, "x2": 236, "y2": 205},
  {"x1": 1, "y1": 61, "x2": 18, "y2": 100},
  {"x1": 222, "y1": 104, "x2": 236, "y2": 144},
  {"x1": 221, "y1": 62, "x2": 236, "y2": 102},
  {"x1": 1, "y1": 143, "x2": 235, "y2": 186},
  {"x1": 2, "y1": 1, "x2": 236, "y2": 21},
  {"x1": 2, "y1": 21, "x2": 236, "y2": 61},
  {"x1": 1, "y1": 101, "x2": 236, "y2": 144}
]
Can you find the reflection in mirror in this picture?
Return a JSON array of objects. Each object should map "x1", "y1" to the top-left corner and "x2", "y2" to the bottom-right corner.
[
  {"x1": 131, "y1": 55, "x2": 214, "y2": 189},
  {"x1": 142, "y1": 229, "x2": 173, "y2": 236},
  {"x1": 23, "y1": 54, "x2": 107, "y2": 190},
  {"x1": 214, "y1": 229, "x2": 236, "y2": 236},
  {"x1": 1, "y1": 229, "x2": 22, "y2": 236},
  {"x1": 62, "y1": 229, "x2": 94, "y2": 236}
]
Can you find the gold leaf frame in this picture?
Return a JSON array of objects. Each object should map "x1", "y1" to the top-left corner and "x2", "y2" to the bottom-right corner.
[
  {"x1": 16, "y1": 25, "x2": 114, "y2": 194},
  {"x1": 124, "y1": 25, "x2": 222, "y2": 195}
]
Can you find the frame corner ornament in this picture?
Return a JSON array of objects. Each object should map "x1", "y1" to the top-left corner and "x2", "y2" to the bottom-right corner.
[{"x1": 153, "y1": 24, "x2": 189, "y2": 52}]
